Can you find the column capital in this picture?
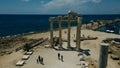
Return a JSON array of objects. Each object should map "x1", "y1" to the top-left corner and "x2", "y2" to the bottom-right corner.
[
  {"x1": 57, "y1": 16, "x2": 62, "y2": 19},
  {"x1": 49, "y1": 17, "x2": 55, "y2": 22}
]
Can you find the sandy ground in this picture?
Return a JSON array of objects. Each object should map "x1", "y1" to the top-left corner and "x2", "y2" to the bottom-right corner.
[{"x1": 0, "y1": 27, "x2": 120, "y2": 68}]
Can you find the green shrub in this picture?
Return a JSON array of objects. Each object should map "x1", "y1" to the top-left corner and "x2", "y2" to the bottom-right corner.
[{"x1": 23, "y1": 43, "x2": 31, "y2": 51}]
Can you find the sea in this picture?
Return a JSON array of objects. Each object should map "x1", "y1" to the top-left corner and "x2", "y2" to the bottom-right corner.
[{"x1": 0, "y1": 14, "x2": 120, "y2": 37}]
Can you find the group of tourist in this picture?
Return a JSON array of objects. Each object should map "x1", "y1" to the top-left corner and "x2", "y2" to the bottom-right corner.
[
  {"x1": 36, "y1": 53, "x2": 64, "y2": 65},
  {"x1": 58, "y1": 53, "x2": 64, "y2": 62},
  {"x1": 37, "y1": 55, "x2": 44, "y2": 65}
]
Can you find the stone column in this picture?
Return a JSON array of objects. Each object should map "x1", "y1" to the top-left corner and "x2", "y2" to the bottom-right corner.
[
  {"x1": 99, "y1": 43, "x2": 109, "y2": 68},
  {"x1": 76, "y1": 17, "x2": 82, "y2": 51},
  {"x1": 49, "y1": 17, "x2": 54, "y2": 48},
  {"x1": 67, "y1": 17, "x2": 71, "y2": 49},
  {"x1": 76, "y1": 24, "x2": 78, "y2": 48},
  {"x1": 58, "y1": 16, "x2": 62, "y2": 48}
]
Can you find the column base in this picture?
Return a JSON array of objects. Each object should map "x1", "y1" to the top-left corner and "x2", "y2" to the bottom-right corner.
[
  {"x1": 67, "y1": 46, "x2": 73, "y2": 50},
  {"x1": 76, "y1": 48, "x2": 82, "y2": 52},
  {"x1": 50, "y1": 46, "x2": 54, "y2": 48},
  {"x1": 45, "y1": 45, "x2": 54, "y2": 48},
  {"x1": 58, "y1": 46, "x2": 64, "y2": 50}
]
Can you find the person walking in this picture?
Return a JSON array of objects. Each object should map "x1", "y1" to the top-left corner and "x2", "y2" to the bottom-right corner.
[
  {"x1": 41, "y1": 57, "x2": 44, "y2": 65},
  {"x1": 58, "y1": 53, "x2": 60, "y2": 60},
  {"x1": 38, "y1": 55, "x2": 41, "y2": 64}
]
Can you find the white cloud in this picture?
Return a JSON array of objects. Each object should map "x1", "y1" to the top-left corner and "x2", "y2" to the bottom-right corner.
[
  {"x1": 43, "y1": 0, "x2": 89, "y2": 8},
  {"x1": 38, "y1": 0, "x2": 102, "y2": 14},
  {"x1": 21, "y1": 0, "x2": 30, "y2": 2},
  {"x1": 92, "y1": 0, "x2": 101, "y2": 3},
  {"x1": 40, "y1": 1, "x2": 45, "y2": 4}
]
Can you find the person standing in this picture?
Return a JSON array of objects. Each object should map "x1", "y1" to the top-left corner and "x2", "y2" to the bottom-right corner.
[
  {"x1": 37, "y1": 59, "x2": 39, "y2": 64},
  {"x1": 61, "y1": 55, "x2": 63, "y2": 62}
]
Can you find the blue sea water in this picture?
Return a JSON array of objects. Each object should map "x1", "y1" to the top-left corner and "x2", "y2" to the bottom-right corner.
[{"x1": 0, "y1": 14, "x2": 120, "y2": 37}]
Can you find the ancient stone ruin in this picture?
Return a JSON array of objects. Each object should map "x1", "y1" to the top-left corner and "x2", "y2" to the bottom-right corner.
[{"x1": 49, "y1": 11, "x2": 82, "y2": 51}]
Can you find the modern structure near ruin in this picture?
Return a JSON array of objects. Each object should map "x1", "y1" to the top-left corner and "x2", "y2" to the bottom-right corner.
[{"x1": 49, "y1": 11, "x2": 82, "y2": 51}]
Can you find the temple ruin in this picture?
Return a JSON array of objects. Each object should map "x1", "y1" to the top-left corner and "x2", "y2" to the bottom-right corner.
[{"x1": 49, "y1": 11, "x2": 82, "y2": 51}]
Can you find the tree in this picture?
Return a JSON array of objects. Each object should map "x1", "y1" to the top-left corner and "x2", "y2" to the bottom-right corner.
[{"x1": 23, "y1": 43, "x2": 31, "y2": 51}]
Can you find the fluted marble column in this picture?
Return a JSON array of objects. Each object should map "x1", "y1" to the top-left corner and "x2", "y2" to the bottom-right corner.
[
  {"x1": 67, "y1": 18, "x2": 71, "y2": 48},
  {"x1": 49, "y1": 17, "x2": 54, "y2": 48},
  {"x1": 76, "y1": 17, "x2": 82, "y2": 51},
  {"x1": 58, "y1": 16, "x2": 62, "y2": 48}
]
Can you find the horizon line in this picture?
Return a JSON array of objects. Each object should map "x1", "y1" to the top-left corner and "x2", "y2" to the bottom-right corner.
[{"x1": 0, "y1": 13, "x2": 120, "y2": 15}]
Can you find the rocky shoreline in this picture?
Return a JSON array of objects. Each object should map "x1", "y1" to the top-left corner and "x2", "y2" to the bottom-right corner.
[{"x1": 0, "y1": 35, "x2": 37, "y2": 56}]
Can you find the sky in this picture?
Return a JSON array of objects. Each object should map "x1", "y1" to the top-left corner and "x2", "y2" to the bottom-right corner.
[{"x1": 0, "y1": 0, "x2": 120, "y2": 14}]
